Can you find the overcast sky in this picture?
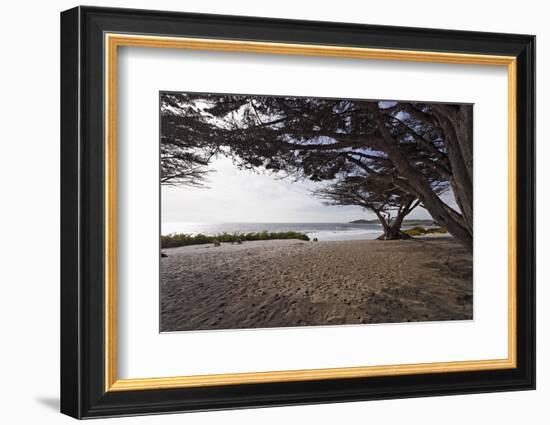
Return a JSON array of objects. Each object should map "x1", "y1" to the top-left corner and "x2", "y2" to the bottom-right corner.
[{"x1": 161, "y1": 156, "x2": 448, "y2": 223}]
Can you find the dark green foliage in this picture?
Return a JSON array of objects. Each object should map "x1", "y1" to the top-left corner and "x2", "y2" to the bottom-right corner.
[{"x1": 161, "y1": 231, "x2": 310, "y2": 248}]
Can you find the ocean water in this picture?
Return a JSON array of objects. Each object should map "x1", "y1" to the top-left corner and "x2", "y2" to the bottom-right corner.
[{"x1": 161, "y1": 222, "x2": 384, "y2": 241}]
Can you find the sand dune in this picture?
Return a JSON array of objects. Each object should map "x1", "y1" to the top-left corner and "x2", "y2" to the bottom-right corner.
[{"x1": 160, "y1": 237, "x2": 473, "y2": 332}]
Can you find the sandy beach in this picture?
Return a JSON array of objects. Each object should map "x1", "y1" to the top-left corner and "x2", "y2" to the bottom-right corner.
[{"x1": 160, "y1": 236, "x2": 473, "y2": 332}]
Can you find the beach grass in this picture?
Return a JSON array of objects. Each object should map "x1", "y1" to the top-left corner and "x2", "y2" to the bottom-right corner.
[{"x1": 161, "y1": 230, "x2": 310, "y2": 248}]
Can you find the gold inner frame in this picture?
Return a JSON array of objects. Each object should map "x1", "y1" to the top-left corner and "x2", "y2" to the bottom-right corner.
[{"x1": 104, "y1": 33, "x2": 518, "y2": 392}]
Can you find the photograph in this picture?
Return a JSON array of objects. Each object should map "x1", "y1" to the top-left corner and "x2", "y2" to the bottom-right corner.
[
  {"x1": 58, "y1": 5, "x2": 536, "y2": 419},
  {"x1": 159, "y1": 92, "x2": 474, "y2": 332}
]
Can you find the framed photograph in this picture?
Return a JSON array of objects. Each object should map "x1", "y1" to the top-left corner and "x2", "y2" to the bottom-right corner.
[{"x1": 60, "y1": 6, "x2": 535, "y2": 419}]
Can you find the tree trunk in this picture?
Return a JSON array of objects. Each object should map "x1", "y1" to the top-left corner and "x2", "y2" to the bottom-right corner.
[
  {"x1": 432, "y1": 104, "x2": 474, "y2": 237},
  {"x1": 373, "y1": 111, "x2": 473, "y2": 251},
  {"x1": 372, "y1": 201, "x2": 413, "y2": 241},
  {"x1": 377, "y1": 224, "x2": 411, "y2": 240}
]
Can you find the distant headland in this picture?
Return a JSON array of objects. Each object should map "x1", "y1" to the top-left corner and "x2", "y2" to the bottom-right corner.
[
  {"x1": 350, "y1": 218, "x2": 435, "y2": 226},
  {"x1": 349, "y1": 219, "x2": 379, "y2": 224}
]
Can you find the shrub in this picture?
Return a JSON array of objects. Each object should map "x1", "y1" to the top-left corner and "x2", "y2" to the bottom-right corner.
[
  {"x1": 403, "y1": 226, "x2": 427, "y2": 236},
  {"x1": 425, "y1": 226, "x2": 447, "y2": 234},
  {"x1": 161, "y1": 231, "x2": 309, "y2": 248},
  {"x1": 402, "y1": 226, "x2": 447, "y2": 237}
]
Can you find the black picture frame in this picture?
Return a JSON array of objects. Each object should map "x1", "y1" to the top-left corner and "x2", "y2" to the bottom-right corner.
[{"x1": 61, "y1": 5, "x2": 535, "y2": 419}]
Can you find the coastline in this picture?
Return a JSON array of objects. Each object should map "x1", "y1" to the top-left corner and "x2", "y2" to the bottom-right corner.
[{"x1": 160, "y1": 236, "x2": 473, "y2": 332}]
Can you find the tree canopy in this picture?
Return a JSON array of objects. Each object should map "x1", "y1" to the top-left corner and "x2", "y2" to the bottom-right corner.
[
  {"x1": 160, "y1": 92, "x2": 473, "y2": 250},
  {"x1": 313, "y1": 175, "x2": 420, "y2": 239}
]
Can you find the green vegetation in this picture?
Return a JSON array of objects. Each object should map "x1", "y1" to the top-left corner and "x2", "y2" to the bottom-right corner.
[
  {"x1": 161, "y1": 231, "x2": 310, "y2": 248},
  {"x1": 403, "y1": 226, "x2": 425, "y2": 236},
  {"x1": 402, "y1": 219, "x2": 435, "y2": 226},
  {"x1": 402, "y1": 226, "x2": 447, "y2": 237}
]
